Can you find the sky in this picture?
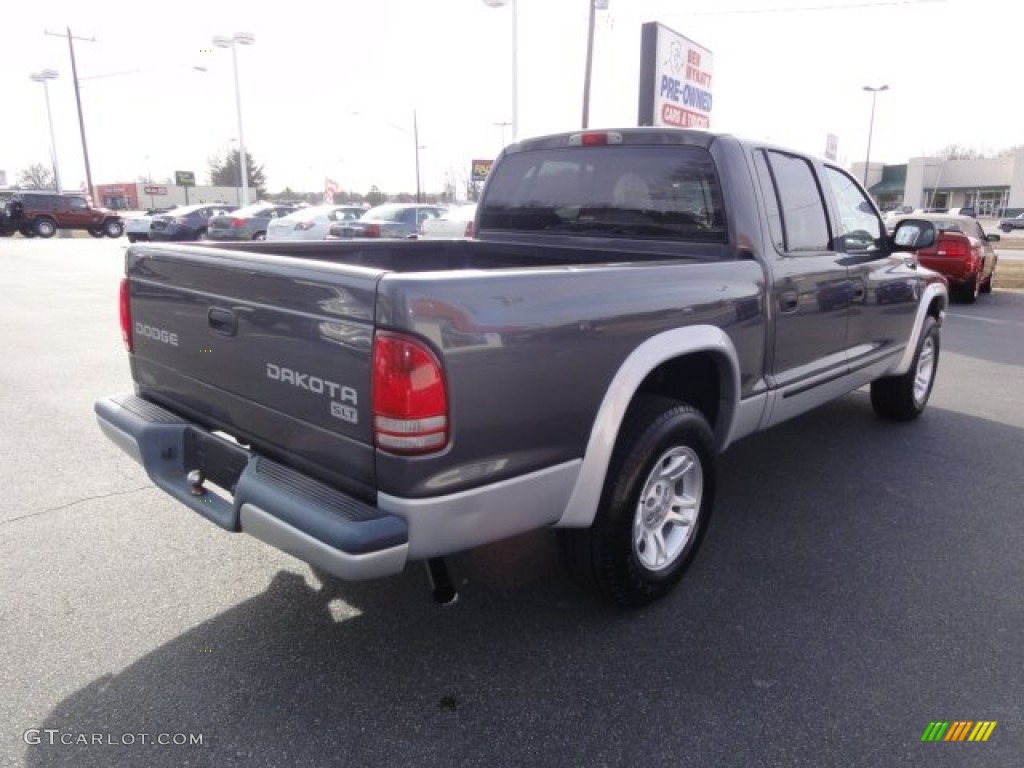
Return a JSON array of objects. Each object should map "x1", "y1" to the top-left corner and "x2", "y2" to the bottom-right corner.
[{"x1": 2, "y1": 0, "x2": 1022, "y2": 200}]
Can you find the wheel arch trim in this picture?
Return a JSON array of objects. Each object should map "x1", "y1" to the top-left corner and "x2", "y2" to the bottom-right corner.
[
  {"x1": 556, "y1": 325, "x2": 740, "y2": 529},
  {"x1": 890, "y1": 282, "x2": 947, "y2": 376}
]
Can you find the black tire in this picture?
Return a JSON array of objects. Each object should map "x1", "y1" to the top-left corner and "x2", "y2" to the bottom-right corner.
[
  {"x1": 1000, "y1": 224, "x2": 1012, "y2": 233},
  {"x1": 253, "y1": 231, "x2": 266, "y2": 241},
  {"x1": 88, "y1": 228, "x2": 105, "y2": 238},
  {"x1": 126, "y1": 235, "x2": 137, "y2": 243},
  {"x1": 104, "y1": 219, "x2": 124, "y2": 238},
  {"x1": 20, "y1": 227, "x2": 36, "y2": 238},
  {"x1": 559, "y1": 395, "x2": 717, "y2": 607},
  {"x1": 870, "y1": 315, "x2": 939, "y2": 421},
  {"x1": 956, "y1": 273, "x2": 979, "y2": 304},
  {"x1": 34, "y1": 218, "x2": 57, "y2": 238},
  {"x1": 980, "y1": 269, "x2": 994, "y2": 295}
]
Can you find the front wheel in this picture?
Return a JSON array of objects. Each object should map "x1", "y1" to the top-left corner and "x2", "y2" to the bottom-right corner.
[
  {"x1": 104, "y1": 219, "x2": 124, "y2": 238},
  {"x1": 870, "y1": 315, "x2": 940, "y2": 421},
  {"x1": 34, "y1": 218, "x2": 57, "y2": 238},
  {"x1": 559, "y1": 395, "x2": 717, "y2": 607}
]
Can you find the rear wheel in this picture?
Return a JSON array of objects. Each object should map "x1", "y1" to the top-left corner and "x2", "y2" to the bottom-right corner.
[
  {"x1": 870, "y1": 315, "x2": 939, "y2": 421},
  {"x1": 1001, "y1": 224, "x2": 1013, "y2": 233},
  {"x1": 88, "y1": 228, "x2": 105, "y2": 238},
  {"x1": 980, "y1": 268, "x2": 994, "y2": 294},
  {"x1": 253, "y1": 231, "x2": 266, "y2": 241},
  {"x1": 34, "y1": 218, "x2": 57, "y2": 238},
  {"x1": 955, "y1": 273, "x2": 979, "y2": 304},
  {"x1": 559, "y1": 395, "x2": 716, "y2": 607},
  {"x1": 20, "y1": 227, "x2": 36, "y2": 238},
  {"x1": 126, "y1": 235, "x2": 138, "y2": 243}
]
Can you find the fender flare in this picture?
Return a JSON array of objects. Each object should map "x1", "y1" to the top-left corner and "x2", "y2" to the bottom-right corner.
[
  {"x1": 556, "y1": 325, "x2": 741, "y2": 529},
  {"x1": 890, "y1": 282, "x2": 947, "y2": 376}
]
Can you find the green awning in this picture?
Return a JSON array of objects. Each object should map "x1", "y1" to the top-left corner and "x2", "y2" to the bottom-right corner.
[
  {"x1": 869, "y1": 164, "x2": 907, "y2": 195},
  {"x1": 869, "y1": 180, "x2": 905, "y2": 194}
]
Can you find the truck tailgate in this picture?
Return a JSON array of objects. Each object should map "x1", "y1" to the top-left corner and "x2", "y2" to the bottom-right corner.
[{"x1": 125, "y1": 244, "x2": 382, "y2": 496}]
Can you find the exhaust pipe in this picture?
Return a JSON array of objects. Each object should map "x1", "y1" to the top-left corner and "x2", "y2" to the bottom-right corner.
[{"x1": 425, "y1": 558, "x2": 458, "y2": 606}]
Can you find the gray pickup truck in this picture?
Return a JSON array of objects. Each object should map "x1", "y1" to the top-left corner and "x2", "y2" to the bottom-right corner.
[{"x1": 95, "y1": 128, "x2": 946, "y2": 607}]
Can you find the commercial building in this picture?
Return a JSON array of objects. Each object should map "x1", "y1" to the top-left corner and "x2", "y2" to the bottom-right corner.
[
  {"x1": 855, "y1": 150, "x2": 1024, "y2": 216},
  {"x1": 93, "y1": 182, "x2": 244, "y2": 211}
]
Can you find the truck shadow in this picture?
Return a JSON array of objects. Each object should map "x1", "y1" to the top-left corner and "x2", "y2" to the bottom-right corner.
[{"x1": 25, "y1": 395, "x2": 1024, "y2": 767}]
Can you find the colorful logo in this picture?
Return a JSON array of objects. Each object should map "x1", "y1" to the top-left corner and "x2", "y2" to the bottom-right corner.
[{"x1": 921, "y1": 721, "x2": 997, "y2": 742}]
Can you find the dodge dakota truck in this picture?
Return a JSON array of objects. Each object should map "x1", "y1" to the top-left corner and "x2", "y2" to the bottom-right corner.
[{"x1": 95, "y1": 128, "x2": 945, "y2": 607}]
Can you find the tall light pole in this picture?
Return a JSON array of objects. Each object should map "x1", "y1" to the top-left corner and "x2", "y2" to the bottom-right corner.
[
  {"x1": 29, "y1": 69, "x2": 62, "y2": 194},
  {"x1": 45, "y1": 28, "x2": 95, "y2": 200},
  {"x1": 214, "y1": 32, "x2": 255, "y2": 206},
  {"x1": 581, "y1": 0, "x2": 609, "y2": 129},
  {"x1": 350, "y1": 111, "x2": 425, "y2": 201},
  {"x1": 862, "y1": 84, "x2": 889, "y2": 187},
  {"x1": 482, "y1": 0, "x2": 518, "y2": 141}
]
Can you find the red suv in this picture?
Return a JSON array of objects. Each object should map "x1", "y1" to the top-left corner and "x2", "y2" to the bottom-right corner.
[{"x1": 5, "y1": 192, "x2": 124, "y2": 238}]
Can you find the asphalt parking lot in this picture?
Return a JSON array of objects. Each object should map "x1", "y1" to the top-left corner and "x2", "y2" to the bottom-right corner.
[{"x1": 1, "y1": 237, "x2": 1022, "y2": 767}]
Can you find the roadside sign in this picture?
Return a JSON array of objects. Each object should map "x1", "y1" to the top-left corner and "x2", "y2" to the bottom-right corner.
[
  {"x1": 638, "y1": 22, "x2": 714, "y2": 129},
  {"x1": 144, "y1": 185, "x2": 168, "y2": 195},
  {"x1": 471, "y1": 159, "x2": 494, "y2": 182},
  {"x1": 174, "y1": 171, "x2": 195, "y2": 187}
]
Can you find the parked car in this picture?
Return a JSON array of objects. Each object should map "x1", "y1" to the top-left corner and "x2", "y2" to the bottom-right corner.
[
  {"x1": 265, "y1": 204, "x2": 364, "y2": 241},
  {"x1": 325, "y1": 203, "x2": 447, "y2": 240},
  {"x1": 4, "y1": 191, "x2": 124, "y2": 238},
  {"x1": 946, "y1": 206, "x2": 976, "y2": 218},
  {"x1": 998, "y1": 213, "x2": 1024, "y2": 232},
  {"x1": 419, "y1": 203, "x2": 478, "y2": 239},
  {"x1": 893, "y1": 213, "x2": 998, "y2": 303},
  {"x1": 206, "y1": 202, "x2": 307, "y2": 241},
  {"x1": 149, "y1": 204, "x2": 234, "y2": 242},
  {"x1": 125, "y1": 206, "x2": 178, "y2": 243}
]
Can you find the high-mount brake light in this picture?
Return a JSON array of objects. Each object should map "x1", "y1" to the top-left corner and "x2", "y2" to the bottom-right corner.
[
  {"x1": 372, "y1": 332, "x2": 448, "y2": 455},
  {"x1": 119, "y1": 277, "x2": 133, "y2": 353},
  {"x1": 567, "y1": 131, "x2": 623, "y2": 147}
]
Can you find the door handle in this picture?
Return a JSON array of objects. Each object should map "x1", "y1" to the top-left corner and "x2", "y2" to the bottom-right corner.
[
  {"x1": 207, "y1": 307, "x2": 238, "y2": 336},
  {"x1": 779, "y1": 291, "x2": 799, "y2": 313},
  {"x1": 851, "y1": 282, "x2": 866, "y2": 304}
]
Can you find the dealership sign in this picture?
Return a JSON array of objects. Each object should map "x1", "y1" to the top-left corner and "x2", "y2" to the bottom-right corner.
[
  {"x1": 471, "y1": 159, "x2": 494, "y2": 182},
  {"x1": 144, "y1": 185, "x2": 168, "y2": 195},
  {"x1": 637, "y1": 22, "x2": 714, "y2": 130}
]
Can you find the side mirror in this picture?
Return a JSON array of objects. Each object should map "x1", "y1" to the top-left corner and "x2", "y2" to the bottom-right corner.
[
  {"x1": 891, "y1": 219, "x2": 936, "y2": 252},
  {"x1": 986, "y1": 233, "x2": 1001, "y2": 243}
]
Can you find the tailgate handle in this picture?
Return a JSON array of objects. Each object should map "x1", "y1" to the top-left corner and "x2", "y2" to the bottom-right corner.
[{"x1": 208, "y1": 308, "x2": 238, "y2": 336}]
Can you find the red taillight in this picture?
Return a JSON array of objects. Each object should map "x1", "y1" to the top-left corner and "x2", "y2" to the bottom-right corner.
[
  {"x1": 464, "y1": 220, "x2": 474, "y2": 238},
  {"x1": 119, "y1": 277, "x2": 133, "y2": 353},
  {"x1": 364, "y1": 223, "x2": 381, "y2": 238},
  {"x1": 580, "y1": 132, "x2": 609, "y2": 146},
  {"x1": 372, "y1": 332, "x2": 448, "y2": 454},
  {"x1": 231, "y1": 217, "x2": 246, "y2": 227},
  {"x1": 936, "y1": 234, "x2": 969, "y2": 259}
]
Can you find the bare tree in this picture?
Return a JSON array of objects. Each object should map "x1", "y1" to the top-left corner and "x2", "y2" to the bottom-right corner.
[
  {"x1": 936, "y1": 144, "x2": 985, "y2": 161},
  {"x1": 17, "y1": 163, "x2": 55, "y2": 190}
]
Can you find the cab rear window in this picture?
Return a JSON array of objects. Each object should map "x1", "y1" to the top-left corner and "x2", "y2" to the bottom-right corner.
[{"x1": 479, "y1": 146, "x2": 725, "y2": 242}]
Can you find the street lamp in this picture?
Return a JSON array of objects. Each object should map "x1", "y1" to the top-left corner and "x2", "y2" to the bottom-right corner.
[
  {"x1": 350, "y1": 110, "x2": 425, "y2": 202},
  {"x1": 29, "y1": 69, "x2": 62, "y2": 194},
  {"x1": 582, "y1": 0, "x2": 610, "y2": 129},
  {"x1": 213, "y1": 32, "x2": 255, "y2": 206},
  {"x1": 482, "y1": 0, "x2": 518, "y2": 141},
  {"x1": 862, "y1": 84, "x2": 889, "y2": 187}
]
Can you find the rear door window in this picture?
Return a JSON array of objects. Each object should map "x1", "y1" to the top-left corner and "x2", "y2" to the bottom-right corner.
[{"x1": 479, "y1": 145, "x2": 726, "y2": 242}]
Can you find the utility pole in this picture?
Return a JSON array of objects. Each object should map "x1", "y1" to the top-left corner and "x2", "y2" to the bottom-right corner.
[{"x1": 46, "y1": 28, "x2": 96, "y2": 202}]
